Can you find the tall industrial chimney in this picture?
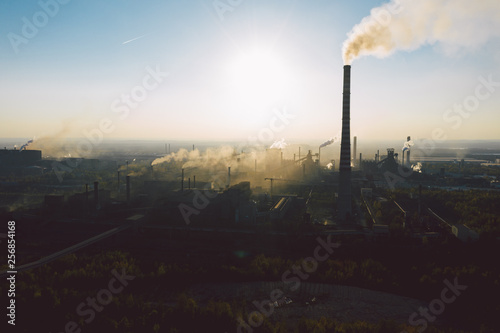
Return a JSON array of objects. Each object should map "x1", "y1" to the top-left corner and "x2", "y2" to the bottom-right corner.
[
  {"x1": 94, "y1": 181, "x2": 99, "y2": 210},
  {"x1": 126, "y1": 176, "x2": 130, "y2": 204},
  {"x1": 181, "y1": 168, "x2": 184, "y2": 192},
  {"x1": 85, "y1": 183, "x2": 89, "y2": 210},
  {"x1": 227, "y1": 167, "x2": 231, "y2": 188},
  {"x1": 338, "y1": 65, "x2": 352, "y2": 222},
  {"x1": 353, "y1": 136, "x2": 357, "y2": 162}
]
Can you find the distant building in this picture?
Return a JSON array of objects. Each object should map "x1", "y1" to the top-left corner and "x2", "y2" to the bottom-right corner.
[{"x1": 0, "y1": 149, "x2": 42, "y2": 168}]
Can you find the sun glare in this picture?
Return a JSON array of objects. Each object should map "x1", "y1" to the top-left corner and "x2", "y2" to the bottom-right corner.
[{"x1": 227, "y1": 49, "x2": 292, "y2": 111}]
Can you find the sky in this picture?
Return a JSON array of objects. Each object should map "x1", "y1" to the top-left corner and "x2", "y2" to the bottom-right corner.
[{"x1": 1, "y1": 0, "x2": 499, "y2": 145}]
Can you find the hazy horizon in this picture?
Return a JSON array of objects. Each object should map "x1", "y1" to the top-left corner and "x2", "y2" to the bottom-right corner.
[{"x1": 1, "y1": 1, "x2": 499, "y2": 142}]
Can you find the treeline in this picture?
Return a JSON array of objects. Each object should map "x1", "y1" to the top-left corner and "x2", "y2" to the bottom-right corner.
[
  {"x1": 392, "y1": 188, "x2": 500, "y2": 234},
  {"x1": 2, "y1": 244, "x2": 498, "y2": 332},
  {"x1": 421, "y1": 162, "x2": 500, "y2": 178}
]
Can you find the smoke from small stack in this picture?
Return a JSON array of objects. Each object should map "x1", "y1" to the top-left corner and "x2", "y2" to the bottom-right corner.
[
  {"x1": 319, "y1": 138, "x2": 335, "y2": 148},
  {"x1": 270, "y1": 138, "x2": 288, "y2": 149},
  {"x1": 19, "y1": 139, "x2": 34, "y2": 151},
  {"x1": 412, "y1": 162, "x2": 423, "y2": 173},
  {"x1": 342, "y1": 0, "x2": 500, "y2": 65}
]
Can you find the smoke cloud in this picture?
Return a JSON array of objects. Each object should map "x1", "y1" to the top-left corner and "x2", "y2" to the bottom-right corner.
[
  {"x1": 270, "y1": 138, "x2": 288, "y2": 149},
  {"x1": 343, "y1": 0, "x2": 500, "y2": 64},
  {"x1": 19, "y1": 139, "x2": 34, "y2": 151},
  {"x1": 152, "y1": 146, "x2": 238, "y2": 170},
  {"x1": 402, "y1": 139, "x2": 413, "y2": 152},
  {"x1": 320, "y1": 138, "x2": 335, "y2": 148},
  {"x1": 411, "y1": 162, "x2": 422, "y2": 173}
]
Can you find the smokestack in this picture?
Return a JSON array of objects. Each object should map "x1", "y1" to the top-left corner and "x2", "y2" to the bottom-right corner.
[
  {"x1": 359, "y1": 153, "x2": 362, "y2": 170},
  {"x1": 402, "y1": 151, "x2": 405, "y2": 165},
  {"x1": 353, "y1": 136, "x2": 357, "y2": 161},
  {"x1": 193, "y1": 175, "x2": 196, "y2": 188},
  {"x1": 193, "y1": 144, "x2": 195, "y2": 151},
  {"x1": 181, "y1": 168, "x2": 184, "y2": 192},
  {"x1": 418, "y1": 183, "x2": 422, "y2": 217},
  {"x1": 188, "y1": 177, "x2": 191, "y2": 190},
  {"x1": 407, "y1": 150, "x2": 410, "y2": 166},
  {"x1": 126, "y1": 176, "x2": 130, "y2": 204},
  {"x1": 85, "y1": 183, "x2": 89, "y2": 210},
  {"x1": 338, "y1": 65, "x2": 352, "y2": 221},
  {"x1": 227, "y1": 167, "x2": 231, "y2": 188},
  {"x1": 94, "y1": 181, "x2": 99, "y2": 210},
  {"x1": 377, "y1": 150, "x2": 380, "y2": 163}
]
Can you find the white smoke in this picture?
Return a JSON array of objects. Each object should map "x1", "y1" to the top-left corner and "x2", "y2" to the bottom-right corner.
[
  {"x1": 19, "y1": 138, "x2": 34, "y2": 151},
  {"x1": 151, "y1": 146, "x2": 266, "y2": 173},
  {"x1": 152, "y1": 147, "x2": 233, "y2": 167},
  {"x1": 402, "y1": 139, "x2": 414, "y2": 152},
  {"x1": 343, "y1": 0, "x2": 500, "y2": 64},
  {"x1": 319, "y1": 138, "x2": 335, "y2": 148},
  {"x1": 270, "y1": 138, "x2": 288, "y2": 149},
  {"x1": 411, "y1": 162, "x2": 423, "y2": 173},
  {"x1": 326, "y1": 162, "x2": 334, "y2": 170}
]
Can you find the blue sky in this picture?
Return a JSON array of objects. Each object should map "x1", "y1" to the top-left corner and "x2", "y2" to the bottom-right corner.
[{"x1": 1, "y1": 0, "x2": 499, "y2": 143}]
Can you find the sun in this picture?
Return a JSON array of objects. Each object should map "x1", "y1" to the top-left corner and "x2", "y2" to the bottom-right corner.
[{"x1": 227, "y1": 48, "x2": 292, "y2": 109}]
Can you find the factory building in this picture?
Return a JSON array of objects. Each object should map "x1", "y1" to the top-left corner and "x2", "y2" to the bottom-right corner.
[{"x1": 0, "y1": 149, "x2": 42, "y2": 168}]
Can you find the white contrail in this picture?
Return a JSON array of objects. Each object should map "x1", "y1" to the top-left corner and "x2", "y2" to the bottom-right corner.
[{"x1": 122, "y1": 33, "x2": 150, "y2": 45}]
